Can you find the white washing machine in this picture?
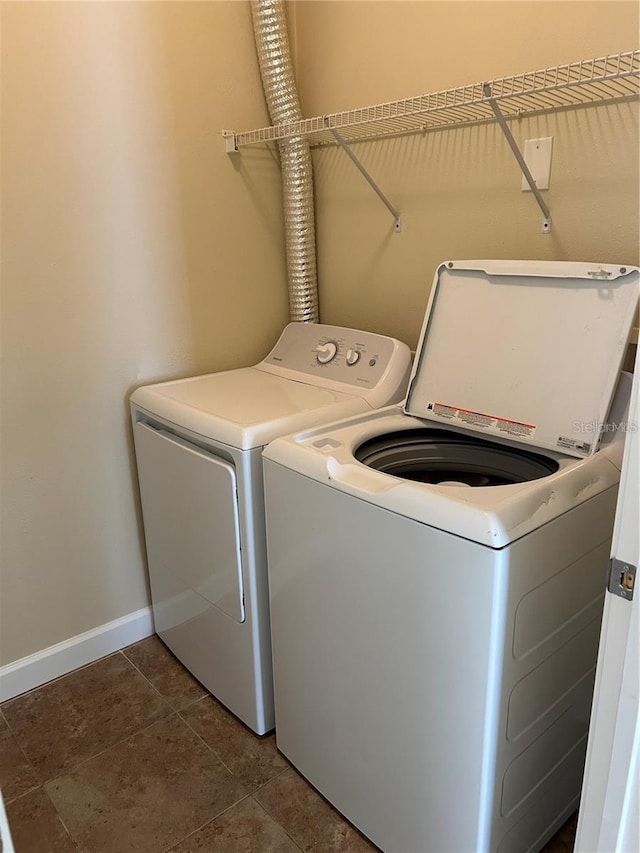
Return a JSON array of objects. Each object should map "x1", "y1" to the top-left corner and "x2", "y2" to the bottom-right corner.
[
  {"x1": 130, "y1": 323, "x2": 410, "y2": 735},
  {"x1": 263, "y1": 261, "x2": 639, "y2": 851}
]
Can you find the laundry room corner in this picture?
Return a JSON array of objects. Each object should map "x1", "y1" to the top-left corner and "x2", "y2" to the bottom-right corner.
[
  {"x1": 0, "y1": 0, "x2": 289, "y2": 695},
  {"x1": 1, "y1": 1, "x2": 639, "y2": 851}
]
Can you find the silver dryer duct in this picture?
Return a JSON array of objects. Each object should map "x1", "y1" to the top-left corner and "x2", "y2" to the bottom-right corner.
[{"x1": 250, "y1": 0, "x2": 319, "y2": 323}]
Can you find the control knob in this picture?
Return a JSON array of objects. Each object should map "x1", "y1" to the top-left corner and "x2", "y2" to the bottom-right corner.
[
  {"x1": 345, "y1": 348, "x2": 361, "y2": 366},
  {"x1": 316, "y1": 341, "x2": 338, "y2": 364}
]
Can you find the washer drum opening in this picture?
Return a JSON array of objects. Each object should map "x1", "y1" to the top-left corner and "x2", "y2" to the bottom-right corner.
[{"x1": 355, "y1": 429, "x2": 559, "y2": 487}]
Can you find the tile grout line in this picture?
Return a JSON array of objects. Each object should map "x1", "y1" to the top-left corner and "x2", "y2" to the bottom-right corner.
[
  {"x1": 118, "y1": 647, "x2": 187, "y2": 713},
  {"x1": 4, "y1": 642, "x2": 298, "y2": 851},
  {"x1": 8, "y1": 643, "x2": 253, "y2": 807},
  {"x1": 1, "y1": 648, "x2": 173, "y2": 769},
  {"x1": 0, "y1": 782, "x2": 42, "y2": 808},
  {"x1": 41, "y1": 699, "x2": 254, "y2": 853},
  {"x1": 252, "y1": 766, "x2": 383, "y2": 853},
  {"x1": 0, "y1": 776, "x2": 80, "y2": 850},
  {"x1": 42, "y1": 710, "x2": 179, "y2": 791},
  {"x1": 130, "y1": 639, "x2": 300, "y2": 851},
  {"x1": 159, "y1": 785, "x2": 305, "y2": 853},
  {"x1": 120, "y1": 643, "x2": 213, "y2": 717},
  {"x1": 121, "y1": 641, "x2": 291, "y2": 787},
  {"x1": 6, "y1": 651, "x2": 176, "y2": 790},
  {"x1": 0, "y1": 651, "x2": 123, "y2": 710},
  {"x1": 175, "y1": 698, "x2": 294, "y2": 792},
  {"x1": 175, "y1": 700, "x2": 243, "y2": 779},
  {"x1": 0, "y1": 707, "x2": 45, "y2": 805},
  {"x1": 251, "y1": 792, "x2": 307, "y2": 852},
  {"x1": 250, "y1": 762, "x2": 292, "y2": 795},
  {"x1": 159, "y1": 792, "x2": 256, "y2": 853},
  {"x1": 38, "y1": 710, "x2": 199, "y2": 852},
  {"x1": 169, "y1": 703, "x2": 301, "y2": 850},
  {"x1": 97, "y1": 650, "x2": 277, "y2": 850},
  {"x1": 40, "y1": 785, "x2": 81, "y2": 852}
]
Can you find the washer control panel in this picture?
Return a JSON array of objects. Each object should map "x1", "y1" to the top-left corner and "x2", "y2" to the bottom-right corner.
[{"x1": 261, "y1": 322, "x2": 411, "y2": 394}]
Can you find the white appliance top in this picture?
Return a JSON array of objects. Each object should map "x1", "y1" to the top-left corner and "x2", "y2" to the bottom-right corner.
[
  {"x1": 405, "y1": 260, "x2": 639, "y2": 458},
  {"x1": 263, "y1": 368, "x2": 631, "y2": 548},
  {"x1": 130, "y1": 323, "x2": 411, "y2": 449}
]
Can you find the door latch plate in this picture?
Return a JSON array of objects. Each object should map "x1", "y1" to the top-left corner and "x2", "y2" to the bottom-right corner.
[{"x1": 608, "y1": 558, "x2": 636, "y2": 601}]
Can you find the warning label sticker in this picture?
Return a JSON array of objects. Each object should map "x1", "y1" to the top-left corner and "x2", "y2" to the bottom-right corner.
[{"x1": 426, "y1": 402, "x2": 537, "y2": 438}]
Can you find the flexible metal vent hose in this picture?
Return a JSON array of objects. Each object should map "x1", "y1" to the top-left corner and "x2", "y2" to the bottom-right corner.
[{"x1": 250, "y1": 0, "x2": 319, "y2": 323}]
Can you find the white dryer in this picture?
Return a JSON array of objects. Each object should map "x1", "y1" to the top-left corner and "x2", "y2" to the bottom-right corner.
[
  {"x1": 263, "y1": 262, "x2": 639, "y2": 851},
  {"x1": 130, "y1": 323, "x2": 410, "y2": 734}
]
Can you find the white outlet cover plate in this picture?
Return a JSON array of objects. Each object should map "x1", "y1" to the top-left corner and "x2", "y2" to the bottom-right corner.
[{"x1": 521, "y1": 136, "x2": 553, "y2": 191}]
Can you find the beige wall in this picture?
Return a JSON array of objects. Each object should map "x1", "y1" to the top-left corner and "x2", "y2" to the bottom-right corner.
[
  {"x1": 0, "y1": 1, "x2": 288, "y2": 666},
  {"x1": 292, "y1": 1, "x2": 639, "y2": 348},
  {"x1": 1, "y1": 0, "x2": 638, "y2": 672}
]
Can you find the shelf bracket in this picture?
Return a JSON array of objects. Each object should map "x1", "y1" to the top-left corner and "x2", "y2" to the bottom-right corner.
[
  {"x1": 483, "y1": 83, "x2": 552, "y2": 234},
  {"x1": 330, "y1": 129, "x2": 402, "y2": 232},
  {"x1": 222, "y1": 131, "x2": 238, "y2": 153}
]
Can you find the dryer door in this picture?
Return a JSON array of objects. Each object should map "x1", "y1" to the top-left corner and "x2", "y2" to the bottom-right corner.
[{"x1": 134, "y1": 422, "x2": 245, "y2": 623}]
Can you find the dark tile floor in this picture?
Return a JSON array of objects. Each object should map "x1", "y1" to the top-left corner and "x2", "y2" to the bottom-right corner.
[{"x1": 1, "y1": 636, "x2": 578, "y2": 852}]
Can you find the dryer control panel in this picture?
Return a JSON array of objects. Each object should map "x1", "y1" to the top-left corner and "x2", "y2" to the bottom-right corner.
[{"x1": 260, "y1": 323, "x2": 411, "y2": 404}]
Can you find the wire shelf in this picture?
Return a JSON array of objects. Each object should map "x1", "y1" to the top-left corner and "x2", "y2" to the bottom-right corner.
[{"x1": 224, "y1": 50, "x2": 640, "y2": 151}]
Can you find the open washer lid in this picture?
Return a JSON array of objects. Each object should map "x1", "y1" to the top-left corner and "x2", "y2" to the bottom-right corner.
[{"x1": 405, "y1": 260, "x2": 639, "y2": 458}]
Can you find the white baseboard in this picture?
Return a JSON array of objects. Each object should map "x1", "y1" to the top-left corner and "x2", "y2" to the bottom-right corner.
[{"x1": 0, "y1": 607, "x2": 154, "y2": 703}]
